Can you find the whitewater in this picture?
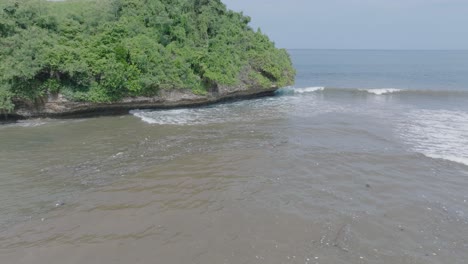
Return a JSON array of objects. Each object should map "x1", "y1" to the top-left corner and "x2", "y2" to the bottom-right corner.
[{"x1": 2, "y1": 50, "x2": 468, "y2": 264}]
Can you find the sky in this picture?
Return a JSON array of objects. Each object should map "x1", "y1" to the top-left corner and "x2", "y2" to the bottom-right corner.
[{"x1": 222, "y1": 0, "x2": 468, "y2": 50}]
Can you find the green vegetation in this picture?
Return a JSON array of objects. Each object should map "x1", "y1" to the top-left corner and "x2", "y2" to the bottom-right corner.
[{"x1": 0, "y1": 0, "x2": 295, "y2": 113}]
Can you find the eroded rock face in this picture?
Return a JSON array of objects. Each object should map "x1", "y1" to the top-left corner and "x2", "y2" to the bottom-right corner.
[{"x1": 10, "y1": 86, "x2": 278, "y2": 119}]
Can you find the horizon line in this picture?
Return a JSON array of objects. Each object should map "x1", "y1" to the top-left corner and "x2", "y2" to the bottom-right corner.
[{"x1": 285, "y1": 48, "x2": 468, "y2": 51}]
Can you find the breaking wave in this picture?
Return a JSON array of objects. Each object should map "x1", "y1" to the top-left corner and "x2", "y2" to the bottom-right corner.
[
  {"x1": 278, "y1": 86, "x2": 468, "y2": 96},
  {"x1": 130, "y1": 96, "x2": 292, "y2": 125},
  {"x1": 293, "y1": 86, "x2": 325, "y2": 93},
  {"x1": 397, "y1": 109, "x2": 468, "y2": 167},
  {"x1": 131, "y1": 86, "x2": 468, "y2": 168},
  {"x1": 359, "y1": 88, "x2": 402, "y2": 95}
]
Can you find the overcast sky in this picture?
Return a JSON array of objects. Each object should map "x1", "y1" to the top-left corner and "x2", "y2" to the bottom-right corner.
[{"x1": 222, "y1": 0, "x2": 468, "y2": 50}]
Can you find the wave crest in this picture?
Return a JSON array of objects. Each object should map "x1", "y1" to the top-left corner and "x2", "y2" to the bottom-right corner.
[
  {"x1": 294, "y1": 86, "x2": 325, "y2": 93},
  {"x1": 398, "y1": 109, "x2": 468, "y2": 167},
  {"x1": 360, "y1": 88, "x2": 403, "y2": 95},
  {"x1": 279, "y1": 86, "x2": 468, "y2": 97}
]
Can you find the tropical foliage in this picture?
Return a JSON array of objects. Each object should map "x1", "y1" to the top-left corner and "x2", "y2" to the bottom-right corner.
[{"x1": 0, "y1": 0, "x2": 295, "y2": 112}]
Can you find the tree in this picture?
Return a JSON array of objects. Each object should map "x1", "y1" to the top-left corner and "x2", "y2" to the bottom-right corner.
[{"x1": 0, "y1": 0, "x2": 295, "y2": 111}]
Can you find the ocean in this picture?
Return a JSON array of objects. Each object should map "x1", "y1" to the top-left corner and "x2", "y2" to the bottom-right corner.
[{"x1": 0, "y1": 49, "x2": 467, "y2": 263}]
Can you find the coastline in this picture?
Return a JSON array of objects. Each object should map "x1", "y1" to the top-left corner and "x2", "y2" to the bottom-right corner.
[{"x1": 3, "y1": 86, "x2": 279, "y2": 122}]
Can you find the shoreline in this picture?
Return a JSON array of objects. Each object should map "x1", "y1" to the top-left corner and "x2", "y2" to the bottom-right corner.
[{"x1": 2, "y1": 86, "x2": 279, "y2": 123}]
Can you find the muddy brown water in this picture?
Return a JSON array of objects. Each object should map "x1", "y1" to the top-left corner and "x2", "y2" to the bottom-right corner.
[
  {"x1": 1, "y1": 95, "x2": 467, "y2": 263},
  {"x1": 1, "y1": 49, "x2": 468, "y2": 263}
]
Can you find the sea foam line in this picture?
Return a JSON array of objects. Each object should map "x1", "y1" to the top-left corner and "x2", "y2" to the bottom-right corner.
[
  {"x1": 359, "y1": 88, "x2": 403, "y2": 95},
  {"x1": 398, "y1": 109, "x2": 468, "y2": 167},
  {"x1": 424, "y1": 154, "x2": 468, "y2": 167},
  {"x1": 130, "y1": 110, "x2": 160, "y2": 124},
  {"x1": 294, "y1": 87, "x2": 325, "y2": 93},
  {"x1": 287, "y1": 87, "x2": 404, "y2": 95}
]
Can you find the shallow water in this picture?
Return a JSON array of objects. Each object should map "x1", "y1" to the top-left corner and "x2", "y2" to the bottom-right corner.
[{"x1": 1, "y1": 50, "x2": 468, "y2": 263}]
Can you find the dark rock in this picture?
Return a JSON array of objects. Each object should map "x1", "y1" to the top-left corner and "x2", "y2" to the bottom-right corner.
[{"x1": 10, "y1": 86, "x2": 279, "y2": 120}]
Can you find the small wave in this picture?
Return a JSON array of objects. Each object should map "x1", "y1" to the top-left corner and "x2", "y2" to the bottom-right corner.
[
  {"x1": 130, "y1": 97, "x2": 292, "y2": 125},
  {"x1": 275, "y1": 86, "x2": 325, "y2": 96},
  {"x1": 360, "y1": 88, "x2": 403, "y2": 95},
  {"x1": 130, "y1": 110, "x2": 161, "y2": 124},
  {"x1": 294, "y1": 86, "x2": 325, "y2": 93},
  {"x1": 398, "y1": 109, "x2": 468, "y2": 167},
  {"x1": 0, "y1": 120, "x2": 47, "y2": 129},
  {"x1": 425, "y1": 154, "x2": 468, "y2": 167},
  {"x1": 279, "y1": 86, "x2": 468, "y2": 97},
  {"x1": 130, "y1": 109, "x2": 214, "y2": 125},
  {"x1": 18, "y1": 120, "x2": 49, "y2": 127}
]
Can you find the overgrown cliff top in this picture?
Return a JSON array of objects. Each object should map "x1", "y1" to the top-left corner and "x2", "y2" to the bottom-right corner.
[{"x1": 0, "y1": 0, "x2": 295, "y2": 112}]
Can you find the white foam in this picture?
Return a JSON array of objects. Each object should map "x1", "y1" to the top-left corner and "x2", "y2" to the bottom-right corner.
[
  {"x1": 398, "y1": 109, "x2": 468, "y2": 167},
  {"x1": 130, "y1": 110, "x2": 162, "y2": 124},
  {"x1": 130, "y1": 109, "x2": 216, "y2": 125},
  {"x1": 361, "y1": 88, "x2": 402, "y2": 95},
  {"x1": 424, "y1": 154, "x2": 468, "y2": 167},
  {"x1": 130, "y1": 96, "x2": 294, "y2": 125},
  {"x1": 294, "y1": 87, "x2": 325, "y2": 94},
  {"x1": 0, "y1": 120, "x2": 46, "y2": 129}
]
